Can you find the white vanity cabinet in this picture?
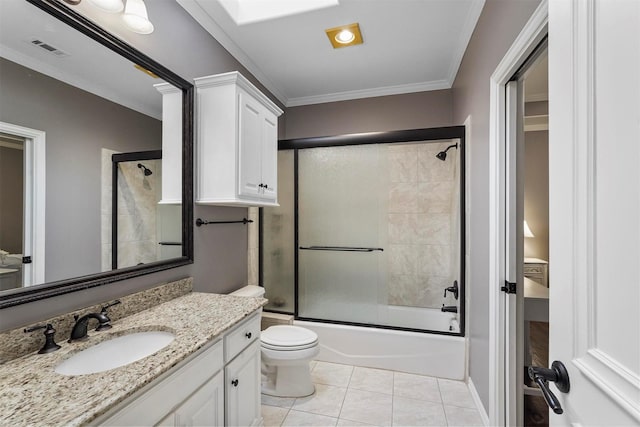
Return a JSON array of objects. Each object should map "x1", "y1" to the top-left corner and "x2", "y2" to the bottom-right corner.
[
  {"x1": 96, "y1": 311, "x2": 262, "y2": 427},
  {"x1": 156, "y1": 371, "x2": 225, "y2": 427},
  {"x1": 224, "y1": 313, "x2": 262, "y2": 427},
  {"x1": 194, "y1": 72, "x2": 283, "y2": 207}
]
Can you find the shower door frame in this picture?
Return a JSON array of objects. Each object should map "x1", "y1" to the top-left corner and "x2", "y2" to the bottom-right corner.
[
  {"x1": 261, "y1": 125, "x2": 467, "y2": 337},
  {"x1": 111, "y1": 150, "x2": 162, "y2": 270}
]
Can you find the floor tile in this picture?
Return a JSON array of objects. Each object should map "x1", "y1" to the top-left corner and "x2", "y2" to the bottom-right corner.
[
  {"x1": 392, "y1": 396, "x2": 447, "y2": 426},
  {"x1": 292, "y1": 384, "x2": 347, "y2": 418},
  {"x1": 262, "y1": 394, "x2": 297, "y2": 409},
  {"x1": 312, "y1": 361, "x2": 354, "y2": 387},
  {"x1": 437, "y1": 378, "x2": 476, "y2": 409},
  {"x1": 348, "y1": 367, "x2": 394, "y2": 394},
  {"x1": 339, "y1": 389, "x2": 393, "y2": 426},
  {"x1": 282, "y1": 409, "x2": 338, "y2": 427},
  {"x1": 444, "y1": 405, "x2": 484, "y2": 426},
  {"x1": 337, "y1": 418, "x2": 376, "y2": 426},
  {"x1": 262, "y1": 405, "x2": 289, "y2": 427},
  {"x1": 393, "y1": 372, "x2": 442, "y2": 403}
]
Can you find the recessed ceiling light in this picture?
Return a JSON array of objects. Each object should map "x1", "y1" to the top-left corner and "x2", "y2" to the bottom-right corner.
[
  {"x1": 325, "y1": 23, "x2": 363, "y2": 49},
  {"x1": 336, "y1": 29, "x2": 355, "y2": 44}
]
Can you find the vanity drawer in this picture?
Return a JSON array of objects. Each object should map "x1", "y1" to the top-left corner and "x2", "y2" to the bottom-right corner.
[
  {"x1": 523, "y1": 265, "x2": 543, "y2": 274},
  {"x1": 224, "y1": 312, "x2": 260, "y2": 362}
]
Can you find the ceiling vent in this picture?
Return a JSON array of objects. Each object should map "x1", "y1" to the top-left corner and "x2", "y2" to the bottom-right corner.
[{"x1": 27, "y1": 38, "x2": 69, "y2": 57}]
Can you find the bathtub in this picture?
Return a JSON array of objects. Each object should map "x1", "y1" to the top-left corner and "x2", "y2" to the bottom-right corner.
[{"x1": 295, "y1": 316, "x2": 466, "y2": 380}]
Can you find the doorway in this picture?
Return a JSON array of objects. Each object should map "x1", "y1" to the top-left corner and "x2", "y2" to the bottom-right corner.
[
  {"x1": 0, "y1": 121, "x2": 46, "y2": 289},
  {"x1": 514, "y1": 46, "x2": 549, "y2": 427}
]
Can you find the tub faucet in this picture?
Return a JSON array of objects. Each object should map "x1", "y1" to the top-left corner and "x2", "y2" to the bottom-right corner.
[{"x1": 441, "y1": 304, "x2": 458, "y2": 313}]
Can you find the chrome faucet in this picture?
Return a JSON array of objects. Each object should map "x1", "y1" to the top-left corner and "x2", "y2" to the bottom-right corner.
[{"x1": 68, "y1": 300, "x2": 121, "y2": 342}]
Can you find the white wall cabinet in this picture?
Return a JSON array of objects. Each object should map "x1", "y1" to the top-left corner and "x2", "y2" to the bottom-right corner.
[
  {"x1": 195, "y1": 72, "x2": 283, "y2": 207},
  {"x1": 96, "y1": 311, "x2": 262, "y2": 427}
]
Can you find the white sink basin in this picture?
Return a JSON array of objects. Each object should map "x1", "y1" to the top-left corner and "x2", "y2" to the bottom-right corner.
[{"x1": 55, "y1": 331, "x2": 175, "y2": 376}]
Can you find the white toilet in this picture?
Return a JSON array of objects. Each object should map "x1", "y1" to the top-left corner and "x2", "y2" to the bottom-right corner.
[{"x1": 230, "y1": 286, "x2": 320, "y2": 398}]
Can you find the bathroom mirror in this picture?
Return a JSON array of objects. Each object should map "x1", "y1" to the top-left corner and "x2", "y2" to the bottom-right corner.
[{"x1": 0, "y1": 0, "x2": 193, "y2": 308}]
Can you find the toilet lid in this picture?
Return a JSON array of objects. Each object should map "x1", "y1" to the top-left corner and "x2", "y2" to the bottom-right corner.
[{"x1": 261, "y1": 325, "x2": 318, "y2": 348}]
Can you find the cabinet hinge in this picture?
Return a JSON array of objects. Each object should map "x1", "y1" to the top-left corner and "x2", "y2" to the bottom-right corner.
[{"x1": 501, "y1": 281, "x2": 517, "y2": 294}]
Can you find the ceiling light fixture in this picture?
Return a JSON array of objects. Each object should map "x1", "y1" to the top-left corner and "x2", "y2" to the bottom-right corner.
[
  {"x1": 86, "y1": 0, "x2": 124, "y2": 13},
  {"x1": 123, "y1": 0, "x2": 154, "y2": 34},
  {"x1": 325, "y1": 23, "x2": 363, "y2": 49}
]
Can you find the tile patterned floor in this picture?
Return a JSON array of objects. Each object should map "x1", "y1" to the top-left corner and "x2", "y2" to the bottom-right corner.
[{"x1": 261, "y1": 361, "x2": 484, "y2": 427}]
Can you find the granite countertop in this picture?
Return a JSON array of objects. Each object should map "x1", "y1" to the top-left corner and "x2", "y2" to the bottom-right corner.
[{"x1": 0, "y1": 292, "x2": 266, "y2": 426}]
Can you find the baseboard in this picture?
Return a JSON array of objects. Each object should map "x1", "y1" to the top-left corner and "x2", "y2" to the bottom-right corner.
[{"x1": 468, "y1": 377, "x2": 490, "y2": 426}]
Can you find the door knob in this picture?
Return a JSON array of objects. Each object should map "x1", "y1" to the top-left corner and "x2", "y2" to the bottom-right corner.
[{"x1": 528, "y1": 360, "x2": 570, "y2": 414}]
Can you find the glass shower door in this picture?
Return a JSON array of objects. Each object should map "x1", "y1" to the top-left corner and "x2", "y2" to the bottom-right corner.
[{"x1": 298, "y1": 144, "x2": 388, "y2": 324}]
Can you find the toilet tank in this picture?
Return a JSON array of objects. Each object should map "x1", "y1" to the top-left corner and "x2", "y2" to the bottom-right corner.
[{"x1": 229, "y1": 285, "x2": 265, "y2": 298}]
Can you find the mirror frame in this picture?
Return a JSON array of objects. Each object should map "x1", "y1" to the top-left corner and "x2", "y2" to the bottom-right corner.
[{"x1": 0, "y1": 0, "x2": 194, "y2": 308}]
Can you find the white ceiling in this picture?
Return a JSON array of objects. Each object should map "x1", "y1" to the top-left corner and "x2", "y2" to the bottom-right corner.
[
  {"x1": 0, "y1": 0, "x2": 167, "y2": 119},
  {"x1": 177, "y1": 0, "x2": 485, "y2": 107}
]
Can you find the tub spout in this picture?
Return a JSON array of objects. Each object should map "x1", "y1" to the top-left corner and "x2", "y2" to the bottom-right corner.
[{"x1": 441, "y1": 305, "x2": 458, "y2": 313}]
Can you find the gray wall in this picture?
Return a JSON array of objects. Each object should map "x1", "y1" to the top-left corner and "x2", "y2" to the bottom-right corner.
[
  {"x1": 451, "y1": 0, "x2": 542, "y2": 411},
  {"x1": 285, "y1": 90, "x2": 453, "y2": 139},
  {"x1": 0, "y1": 145, "x2": 23, "y2": 254},
  {"x1": 524, "y1": 130, "x2": 549, "y2": 261},
  {"x1": 0, "y1": 58, "x2": 162, "y2": 282},
  {"x1": 0, "y1": 0, "x2": 275, "y2": 331}
]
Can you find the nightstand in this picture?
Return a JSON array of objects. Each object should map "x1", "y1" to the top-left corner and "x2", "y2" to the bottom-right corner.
[{"x1": 524, "y1": 257, "x2": 548, "y2": 287}]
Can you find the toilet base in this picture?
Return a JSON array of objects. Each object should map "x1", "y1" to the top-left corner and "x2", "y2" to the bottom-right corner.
[{"x1": 261, "y1": 364, "x2": 316, "y2": 398}]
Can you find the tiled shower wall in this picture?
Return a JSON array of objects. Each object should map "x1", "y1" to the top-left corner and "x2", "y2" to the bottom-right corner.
[
  {"x1": 387, "y1": 141, "x2": 458, "y2": 309},
  {"x1": 101, "y1": 152, "x2": 162, "y2": 270}
]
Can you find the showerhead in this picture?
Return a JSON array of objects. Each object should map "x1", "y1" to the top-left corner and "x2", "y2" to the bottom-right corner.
[
  {"x1": 435, "y1": 143, "x2": 458, "y2": 161},
  {"x1": 137, "y1": 163, "x2": 152, "y2": 176}
]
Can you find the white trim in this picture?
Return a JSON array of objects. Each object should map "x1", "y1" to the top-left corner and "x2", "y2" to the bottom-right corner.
[
  {"x1": 285, "y1": 80, "x2": 451, "y2": 107},
  {"x1": 487, "y1": 1, "x2": 548, "y2": 425},
  {"x1": 574, "y1": 351, "x2": 640, "y2": 421},
  {"x1": 468, "y1": 377, "x2": 490, "y2": 426},
  {"x1": 177, "y1": 0, "x2": 485, "y2": 108},
  {"x1": 463, "y1": 115, "x2": 472, "y2": 382},
  {"x1": 445, "y1": 0, "x2": 486, "y2": 87},
  {"x1": 0, "y1": 121, "x2": 46, "y2": 286},
  {"x1": 175, "y1": 0, "x2": 288, "y2": 106},
  {"x1": 0, "y1": 45, "x2": 161, "y2": 120}
]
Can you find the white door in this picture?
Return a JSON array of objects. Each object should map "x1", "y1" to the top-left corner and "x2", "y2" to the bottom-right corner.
[{"x1": 548, "y1": 0, "x2": 640, "y2": 424}]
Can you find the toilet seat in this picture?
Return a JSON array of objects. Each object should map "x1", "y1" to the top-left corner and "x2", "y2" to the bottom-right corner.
[{"x1": 261, "y1": 325, "x2": 318, "y2": 351}]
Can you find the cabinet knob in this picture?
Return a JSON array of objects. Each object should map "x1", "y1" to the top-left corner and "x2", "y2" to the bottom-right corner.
[
  {"x1": 245, "y1": 332, "x2": 252, "y2": 339},
  {"x1": 258, "y1": 183, "x2": 264, "y2": 188},
  {"x1": 231, "y1": 379, "x2": 239, "y2": 387},
  {"x1": 263, "y1": 184, "x2": 269, "y2": 189}
]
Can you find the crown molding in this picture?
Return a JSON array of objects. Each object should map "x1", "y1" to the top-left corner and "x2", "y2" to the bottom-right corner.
[
  {"x1": 286, "y1": 79, "x2": 451, "y2": 107},
  {"x1": 446, "y1": 0, "x2": 486, "y2": 86}
]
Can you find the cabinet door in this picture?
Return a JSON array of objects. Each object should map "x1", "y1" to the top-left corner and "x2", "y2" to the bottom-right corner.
[
  {"x1": 159, "y1": 370, "x2": 224, "y2": 427},
  {"x1": 238, "y1": 91, "x2": 264, "y2": 198},
  {"x1": 225, "y1": 340, "x2": 261, "y2": 427},
  {"x1": 260, "y1": 111, "x2": 278, "y2": 202}
]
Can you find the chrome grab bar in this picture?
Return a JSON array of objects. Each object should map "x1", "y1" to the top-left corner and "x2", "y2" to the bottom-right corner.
[{"x1": 299, "y1": 246, "x2": 384, "y2": 252}]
